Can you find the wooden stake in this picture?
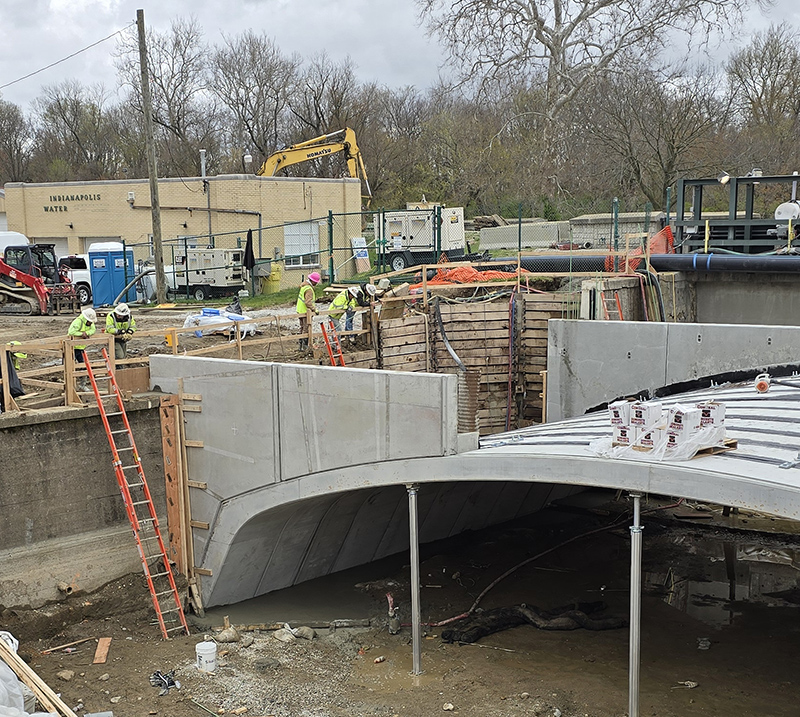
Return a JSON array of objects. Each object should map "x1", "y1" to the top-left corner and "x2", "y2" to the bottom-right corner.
[{"x1": 41, "y1": 637, "x2": 96, "y2": 654}]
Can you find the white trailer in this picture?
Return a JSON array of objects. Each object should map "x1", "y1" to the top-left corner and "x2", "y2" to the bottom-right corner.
[
  {"x1": 377, "y1": 207, "x2": 468, "y2": 271},
  {"x1": 171, "y1": 248, "x2": 245, "y2": 301}
]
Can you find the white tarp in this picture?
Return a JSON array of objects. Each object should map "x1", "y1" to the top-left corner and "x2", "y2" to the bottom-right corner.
[{"x1": 182, "y1": 308, "x2": 257, "y2": 338}]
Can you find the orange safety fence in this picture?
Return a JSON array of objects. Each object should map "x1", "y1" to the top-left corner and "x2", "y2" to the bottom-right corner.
[
  {"x1": 604, "y1": 225, "x2": 675, "y2": 273},
  {"x1": 410, "y1": 265, "x2": 527, "y2": 289}
]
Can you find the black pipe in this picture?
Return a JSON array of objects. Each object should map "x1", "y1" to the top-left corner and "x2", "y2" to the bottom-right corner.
[
  {"x1": 490, "y1": 254, "x2": 800, "y2": 274},
  {"x1": 649, "y1": 253, "x2": 800, "y2": 273}
]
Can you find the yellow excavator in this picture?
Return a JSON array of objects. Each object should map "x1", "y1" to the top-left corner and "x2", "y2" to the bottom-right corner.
[{"x1": 256, "y1": 127, "x2": 372, "y2": 205}]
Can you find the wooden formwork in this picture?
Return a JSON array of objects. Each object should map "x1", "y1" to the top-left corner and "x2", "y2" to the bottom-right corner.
[
  {"x1": 519, "y1": 293, "x2": 580, "y2": 425},
  {"x1": 374, "y1": 291, "x2": 579, "y2": 434}
]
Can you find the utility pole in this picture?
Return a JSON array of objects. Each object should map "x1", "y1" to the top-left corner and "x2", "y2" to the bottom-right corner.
[{"x1": 137, "y1": 9, "x2": 168, "y2": 304}]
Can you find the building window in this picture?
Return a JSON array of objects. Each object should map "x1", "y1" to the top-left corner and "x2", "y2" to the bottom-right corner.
[{"x1": 284, "y1": 222, "x2": 320, "y2": 267}]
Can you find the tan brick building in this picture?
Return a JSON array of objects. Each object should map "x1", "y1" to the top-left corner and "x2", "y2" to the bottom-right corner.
[{"x1": 4, "y1": 174, "x2": 364, "y2": 289}]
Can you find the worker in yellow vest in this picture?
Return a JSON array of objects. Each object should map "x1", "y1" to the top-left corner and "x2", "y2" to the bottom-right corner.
[
  {"x1": 296, "y1": 272, "x2": 321, "y2": 351},
  {"x1": 67, "y1": 307, "x2": 97, "y2": 363},
  {"x1": 7, "y1": 341, "x2": 26, "y2": 371},
  {"x1": 105, "y1": 303, "x2": 137, "y2": 359},
  {"x1": 330, "y1": 286, "x2": 362, "y2": 334}
]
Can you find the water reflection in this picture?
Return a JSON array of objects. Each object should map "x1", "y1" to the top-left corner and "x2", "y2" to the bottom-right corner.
[{"x1": 645, "y1": 532, "x2": 800, "y2": 628}]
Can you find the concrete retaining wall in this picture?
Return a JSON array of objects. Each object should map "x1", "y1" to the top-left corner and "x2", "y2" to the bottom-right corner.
[
  {"x1": 546, "y1": 319, "x2": 800, "y2": 421},
  {"x1": 0, "y1": 398, "x2": 164, "y2": 607}
]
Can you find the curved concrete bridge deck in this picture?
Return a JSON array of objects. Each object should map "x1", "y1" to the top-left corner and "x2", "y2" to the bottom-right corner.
[{"x1": 150, "y1": 356, "x2": 800, "y2": 608}]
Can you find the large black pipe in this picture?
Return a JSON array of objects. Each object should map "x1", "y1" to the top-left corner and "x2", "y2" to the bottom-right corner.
[{"x1": 489, "y1": 254, "x2": 800, "y2": 274}]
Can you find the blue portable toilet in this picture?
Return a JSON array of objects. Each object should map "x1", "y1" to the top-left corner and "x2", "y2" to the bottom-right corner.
[{"x1": 88, "y1": 242, "x2": 135, "y2": 306}]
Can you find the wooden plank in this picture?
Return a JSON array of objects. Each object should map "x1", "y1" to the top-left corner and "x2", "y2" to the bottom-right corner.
[
  {"x1": 435, "y1": 328, "x2": 511, "y2": 340},
  {"x1": 382, "y1": 361, "x2": 428, "y2": 372},
  {"x1": 159, "y1": 396, "x2": 186, "y2": 576},
  {"x1": 434, "y1": 346, "x2": 513, "y2": 358},
  {"x1": 194, "y1": 567, "x2": 213, "y2": 576},
  {"x1": 183, "y1": 405, "x2": 202, "y2": 413},
  {"x1": 188, "y1": 480, "x2": 207, "y2": 489},
  {"x1": 114, "y1": 366, "x2": 150, "y2": 395},
  {"x1": 437, "y1": 319, "x2": 510, "y2": 332},
  {"x1": 380, "y1": 315, "x2": 427, "y2": 330},
  {"x1": 92, "y1": 637, "x2": 112, "y2": 664},
  {"x1": 380, "y1": 344, "x2": 429, "y2": 358},
  {"x1": 185, "y1": 440, "x2": 204, "y2": 448},
  {"x1": 191, "y1": 520, "x2": 210, "y2": 530},
  {"x1": 380, "y1": 335, "x2": 427, "y2": 348},
  {"x1": 0, "y1": 638, "x2": 79, "y2": 717}
]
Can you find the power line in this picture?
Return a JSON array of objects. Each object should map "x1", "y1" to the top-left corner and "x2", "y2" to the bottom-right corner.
[{"x1": 0, "y1": 23, "x2": 135, "y2": 91}]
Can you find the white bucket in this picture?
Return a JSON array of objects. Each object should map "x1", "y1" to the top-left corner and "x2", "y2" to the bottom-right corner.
[{"x1": 195, "y1": 641, "x2": 217, "y2": 672}]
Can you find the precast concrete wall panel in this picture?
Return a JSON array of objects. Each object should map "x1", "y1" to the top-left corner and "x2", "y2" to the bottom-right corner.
[
  {"x1": 547, "y1": 320, "x2": 800, "y2": 421},
  {"x1": 546, "y1": 320, "x2": 669, "y2": 422},
  {"x1": 276, "y1": 365, "x2": 456, "y2": 480},
  {"x1": 664, "y1": 323, "x2": 800, "y2": 384}
]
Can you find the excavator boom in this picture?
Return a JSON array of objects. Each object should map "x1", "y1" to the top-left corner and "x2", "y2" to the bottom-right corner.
[{"x1": 256, "y1": 127, "x2": 372, "y2": 204}]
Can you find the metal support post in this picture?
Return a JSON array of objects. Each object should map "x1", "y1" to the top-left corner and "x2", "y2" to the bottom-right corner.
[
  {"x1": 628, "y1": 492, "x2": 644, "y2": 717},
  {"x1": 328, "y1": 210, "x2": 335, "y2": 282},
  {"x1": 406, "y1": 483, "x2": 422, "y2": 675}
]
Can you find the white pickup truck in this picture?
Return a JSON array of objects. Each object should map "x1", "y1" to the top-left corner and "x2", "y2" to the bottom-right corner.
[{"x1": 57, "y1": 254, "x2": 92, "y2": 305}]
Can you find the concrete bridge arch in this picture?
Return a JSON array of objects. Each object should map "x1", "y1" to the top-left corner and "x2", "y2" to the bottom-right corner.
[{"x1": 151, "y1": 356, "x2": 800, "y2": 608}]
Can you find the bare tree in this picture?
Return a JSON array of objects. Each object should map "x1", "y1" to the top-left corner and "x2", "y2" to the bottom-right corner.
[
  {"x1": 210, "y1": 31, "x2": 300, "y2": 168},
  {"x1": 0, "y1": 99, "x2": 32, "y2": 183},
  {"x1": 417, "y1": 0, "x2": 770, "y2": 121},
  {"x1": 583, "y1": 63, "x2": 729, "y2": 208},
  {"x1": 116, "y1": 17, "x2": 221, "y2": 176},
  {"x1": 32, "y1": 81, "x2": 122, "y2": 180},
  {"x1": 289, "y1": 53, "x2": 366, "y2": 137},
  {"x1": 727, "y1": 23, "x2": 800, "y2": 126}
]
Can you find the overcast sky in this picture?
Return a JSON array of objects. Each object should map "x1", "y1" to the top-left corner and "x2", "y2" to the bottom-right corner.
[{"x1": 1, "y1": 0, "x2": 798, "y2": 110}]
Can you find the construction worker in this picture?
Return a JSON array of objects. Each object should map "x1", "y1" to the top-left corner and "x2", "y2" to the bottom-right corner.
[
  {"x1": 105, "y1": 302, "x2": 136, "y2": 359},
  {"x1": 7, "y1": 341, "x2": 26, "y2": 371},
  {"x1": 67, "y1": 307, "x2": 97, "y2": 363},
  {"x1": 330, "y1": 286, "x2": 362, "y2": 334},
  {"x1": 296, "y1": 272, "x2": 321, "y2": 351}
]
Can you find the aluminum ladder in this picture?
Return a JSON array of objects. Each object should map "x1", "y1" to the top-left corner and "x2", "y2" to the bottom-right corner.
[
  {"x1": 84, "y1": 348, "x2": 190, "y2": 639},
  {"x1": 320, "y1": 318, "x2": 346, "y2": 366}
]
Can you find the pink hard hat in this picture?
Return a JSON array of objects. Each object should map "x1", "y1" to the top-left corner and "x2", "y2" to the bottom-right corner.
[{"x1": 308, "y1": 272, "x2": 321, "y2": 284}]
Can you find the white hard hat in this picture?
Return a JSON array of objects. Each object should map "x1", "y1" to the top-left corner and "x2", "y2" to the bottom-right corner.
[
  {"x1": 115, "y1": 303, "x2": 130, "y2": 317},
  {"x1": 81, "y1": 307, "x2": 97, "y2": 323},
  {"x1": 365, "y1": 284, "x2": 378, "y2": 296},
  {"x1": 348, "y1": 285, "x2": 362, "y2": 297}
]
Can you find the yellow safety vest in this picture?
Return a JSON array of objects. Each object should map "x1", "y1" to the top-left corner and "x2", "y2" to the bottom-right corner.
[
  {"x1": 296, "y1": 282, "x2": 315, "y2": 315},
  {"x1": 330, "y1": 290, "x2": 356, "y2": 319},
  {"x1": 106, "y1": 313, "x2": 136, "y2": 336},
  {"x1": 67, "y1": 316, "x2": 96, "y2": 350}
]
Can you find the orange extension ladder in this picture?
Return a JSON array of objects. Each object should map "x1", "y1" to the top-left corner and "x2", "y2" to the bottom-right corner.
[
  {"x1": 84, "y1": 348, "x2": 190, "y2": 639},
  {"x1": 320, "y1": 318, "x2": 346, "y2": 366},
  {"x1": 600, "y1": 290, "x2": 625, "y2": 321}
]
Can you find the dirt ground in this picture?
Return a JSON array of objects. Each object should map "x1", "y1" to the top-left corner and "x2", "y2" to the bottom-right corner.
[{"x1": 6, "y1": 500, "x2": 800, "y2": 717}]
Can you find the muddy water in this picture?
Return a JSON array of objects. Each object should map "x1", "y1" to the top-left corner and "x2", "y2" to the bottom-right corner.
[{"x1": 198, "y1": 490, "x2": 800, "y2": 716}]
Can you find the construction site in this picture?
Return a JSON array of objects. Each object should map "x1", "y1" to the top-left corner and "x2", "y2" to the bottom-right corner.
[{"x1": 3, "y1": 168, "x2": 800, "y2": 717}]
